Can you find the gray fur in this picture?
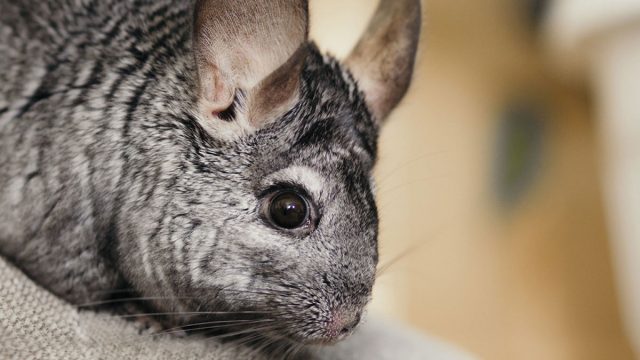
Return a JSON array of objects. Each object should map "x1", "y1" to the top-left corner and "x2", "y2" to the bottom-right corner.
[{"x1": 0, "y1": 0, "x2": 418, "y2": 348}]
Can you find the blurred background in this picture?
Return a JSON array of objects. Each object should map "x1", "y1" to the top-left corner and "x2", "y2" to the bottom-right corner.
[{"x1": 311, "y1": 0, "x2": 640, "y2": 359}]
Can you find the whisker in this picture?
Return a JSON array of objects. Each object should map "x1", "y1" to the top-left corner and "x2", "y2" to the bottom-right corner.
[
  {"x1": 376, "y1": 173, "x2": 452, "y2": 198},
  {"x1": 250, "y1": 334, "x2": 280, "y2": 357},
  {"x1": 76, "y1": 296, "x2": 197, "y2": 308},
  {"x1": 282, "y1": 342, "x2": 299, "y2": 360},
  {"x1": 375, "y1": 150, "x2": 449, "y2": 187},
  {"x1": 154, "y1": 319, "x2": 275, "y2": 335},
  {"x1": 110, "y1": 319, "x2": 279, "y2": 348},
  {"x1": 150, "y1": 319, "x2": 276, "y2": 338},
  {"x1": 274, "y1": 339, "x2": 293, "y2": 360},
  {"x1": 376, "y1": 244, "x2": 421, "y2": 277},
  {"x1": 115, "y1": 310, "x2": 270, "y2": 319},
  {"x1": 88, "y1": 288, "x2": 137, "y2": 295},
  {"x1": 229, "y1": 332, "x2": 266, "y2": 351},
  {"x1": 202, "y1": 324, "x2": 281, "y2": 341},
  {"x1": 376, "y1": 215, "x2": 464, "y2": 278}
]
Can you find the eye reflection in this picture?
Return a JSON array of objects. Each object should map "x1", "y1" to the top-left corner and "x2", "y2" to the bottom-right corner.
[{"x1": 268, "y1": 191, "x2": 309, "y2": 229}]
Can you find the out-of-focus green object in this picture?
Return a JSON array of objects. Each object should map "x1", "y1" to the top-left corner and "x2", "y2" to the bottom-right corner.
[{"x1": 494, "y1": 99, "x2": 545, "y2": 207}]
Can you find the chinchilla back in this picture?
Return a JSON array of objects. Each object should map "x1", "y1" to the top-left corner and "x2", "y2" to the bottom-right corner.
[{"x1": 0, "y1": 0, "x2": 200, "y2": 302}]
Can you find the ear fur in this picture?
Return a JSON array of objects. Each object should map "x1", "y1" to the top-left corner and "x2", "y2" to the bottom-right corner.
[
  {"x1": 346, "y1": 0, "x2": 422, "y2": 123},
  {"x1": 193, "y1": 0, "x2": 309, "y2": 138}
]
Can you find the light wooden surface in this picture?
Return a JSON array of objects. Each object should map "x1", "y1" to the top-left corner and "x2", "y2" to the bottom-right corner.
[{"x1": 310, "y1": 0, "x2": 635, "y2": 359}]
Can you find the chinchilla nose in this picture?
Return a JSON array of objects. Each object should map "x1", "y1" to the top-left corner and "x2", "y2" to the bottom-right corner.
[
  {"x1": 339, "y1": 313, "x2": 361, "y2": 334},
  {"x1": 326, "y1": 310, "x2": 362, "y2": 338}
]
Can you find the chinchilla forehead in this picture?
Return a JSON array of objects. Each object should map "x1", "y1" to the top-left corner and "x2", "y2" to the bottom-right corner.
[{"x1": 246, "y1": 45, "x2": 379, "y2": 177}]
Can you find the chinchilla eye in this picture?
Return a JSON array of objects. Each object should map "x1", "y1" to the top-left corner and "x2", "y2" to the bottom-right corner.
[{"x1": 268, "y1": 191, "x2": 309, "y2": 229}]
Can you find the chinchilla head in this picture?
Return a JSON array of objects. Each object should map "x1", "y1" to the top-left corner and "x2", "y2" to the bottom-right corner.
[{"x1": 116, "y1": 0, "x2": 421, "y2": 345}]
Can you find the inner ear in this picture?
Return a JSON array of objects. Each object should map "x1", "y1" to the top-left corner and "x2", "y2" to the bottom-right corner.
[
  {"x1": 192, "y1": 0, "x2": 309, "y2": 133},
  {"x1": 215, "y1": 90, "x2": 250, "y2": 122},
  {"x1": 345, "y1": 0, "x2": 421, "y2": 123},
  {"x1": 196, "y1": 60, "x2": 236, "y2": 118},
  {"x1": 215, "y1": 91, "x2": 242, "y2": 122},
  {"x1": 248, "y1": 45, "x2": 308, "y2": 126}
]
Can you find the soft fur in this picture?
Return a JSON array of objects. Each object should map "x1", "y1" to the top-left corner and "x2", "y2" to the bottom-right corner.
[{"x1": 0, "y1": 0, "x2": 420, "y2": 350}]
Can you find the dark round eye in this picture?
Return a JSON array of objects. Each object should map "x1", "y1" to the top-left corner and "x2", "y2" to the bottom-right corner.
[{"x1": 268, "y1": 191, "x2": 309, "y2": 229}]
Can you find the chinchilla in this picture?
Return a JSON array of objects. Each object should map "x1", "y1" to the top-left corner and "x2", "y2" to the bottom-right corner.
[{"x1": 0, "y1": 0, "x2": 420, "y2": 347}]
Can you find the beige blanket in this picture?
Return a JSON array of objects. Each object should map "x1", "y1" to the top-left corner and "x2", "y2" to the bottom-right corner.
[{"x1": 0, "y1": 257, "x2": 473, "y2": 360}]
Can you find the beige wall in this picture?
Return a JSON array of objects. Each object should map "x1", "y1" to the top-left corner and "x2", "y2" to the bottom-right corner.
[{"x1": 311, "y1": 1, "x2": 634, "y2": 359}]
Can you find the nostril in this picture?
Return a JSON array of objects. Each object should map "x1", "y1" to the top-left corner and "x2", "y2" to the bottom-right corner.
[{"x1": 340, "y1": 313, "x2": 361, "y2": 334}]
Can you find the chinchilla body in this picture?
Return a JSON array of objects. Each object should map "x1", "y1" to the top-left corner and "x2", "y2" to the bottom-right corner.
[
  {"x1": 0, "y1": 0, "x2": 420, "y2": 345},
  {"x1": 0, "y1": 0, "x2": 204, "y2": 303}
]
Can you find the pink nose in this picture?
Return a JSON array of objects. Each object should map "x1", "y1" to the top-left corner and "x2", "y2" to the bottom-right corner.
[{"x1": 327, "y1": 311, "x2": 362, "y2": 338}]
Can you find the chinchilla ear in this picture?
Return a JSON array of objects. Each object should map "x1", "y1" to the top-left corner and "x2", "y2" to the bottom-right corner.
[
  {"x1": 193, "y1": 0, "x2": 308, "y2": 138},
  {"x1": 346, "y1": 0, "x2": 421, "y2": 124}
]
